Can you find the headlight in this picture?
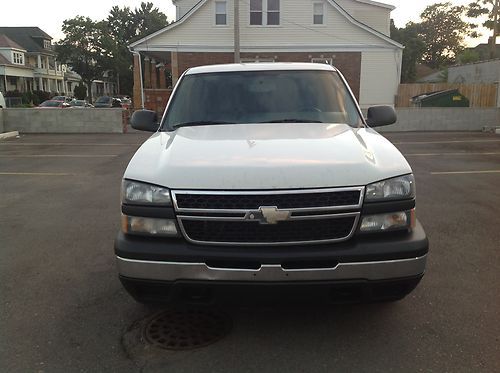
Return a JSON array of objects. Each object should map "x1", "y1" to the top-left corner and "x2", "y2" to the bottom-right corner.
[
  {"x1": 122, "y1": 215, "x2": 179, "y2": 237},
  {"x1": 365, "y1": 174, "x2": 415, "y2": 202},
  {"x1": 122, "y1": 180, "x2": 171, "y2": 205},
  {"x1": 359, "y1": 210, "x2": 415, "y2": 233}
]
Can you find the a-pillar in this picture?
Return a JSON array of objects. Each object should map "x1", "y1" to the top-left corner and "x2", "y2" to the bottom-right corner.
[
  {"x1": 144, "y1": 56, "x2": 151, "y2": 89},
  {"x1": 132, "y1": 53, "x2": 143, "y2": 109},
  {"x1": 171, "y1": 51, "x2": 179, "y2": 86},
  {"x1": 151, "y1": 59, "x2": 158, "y2": 89},
  {"x1": 159, "y1": 63, "x2": 167, "y2": 89}
]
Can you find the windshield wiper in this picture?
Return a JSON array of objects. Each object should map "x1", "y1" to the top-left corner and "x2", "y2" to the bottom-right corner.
[
  {"x1": 173, "y1": 121, "x2": 235, "y2": 129},
  {"x1": 261, "y1": 119, "x2": 323, "y2": 123}
]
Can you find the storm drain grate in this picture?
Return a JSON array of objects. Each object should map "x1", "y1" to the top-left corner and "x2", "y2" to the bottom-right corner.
[{"x1": 143, "y1": 308, "x2": 232, "y2": 350}]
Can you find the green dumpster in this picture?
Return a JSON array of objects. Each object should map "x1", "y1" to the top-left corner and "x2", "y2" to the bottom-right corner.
[{"x1": 411, "y1": 89, "x2": 470, "y2": 107}]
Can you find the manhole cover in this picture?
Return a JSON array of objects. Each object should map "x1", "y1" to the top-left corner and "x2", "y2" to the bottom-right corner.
[{"x1": 143, "y1": 308, "x2": 232, "y2": 350}]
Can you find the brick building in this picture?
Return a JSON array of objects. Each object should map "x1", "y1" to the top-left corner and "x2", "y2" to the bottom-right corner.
[{"x1": 129, "y1": 0, "x2": 403, "y2": 112}]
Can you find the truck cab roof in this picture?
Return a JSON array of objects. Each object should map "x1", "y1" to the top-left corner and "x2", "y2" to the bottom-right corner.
[{"x1": 186, "y1": 62, "x2": 339, "y2": 75}]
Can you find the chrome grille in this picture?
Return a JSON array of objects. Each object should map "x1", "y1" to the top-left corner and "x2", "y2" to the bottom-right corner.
[{"x1": 172, "y1": 187, "x2": 364, "y2": 246}]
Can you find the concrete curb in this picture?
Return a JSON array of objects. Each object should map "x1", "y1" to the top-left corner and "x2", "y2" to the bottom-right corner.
[{"x1": 0, "y1": 131, "x2": 19, "y2": 140}]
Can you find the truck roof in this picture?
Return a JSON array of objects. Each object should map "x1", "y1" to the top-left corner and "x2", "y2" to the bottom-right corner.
[{"x1": 186, "y1": 62, "x2": 338, "y2": 75}]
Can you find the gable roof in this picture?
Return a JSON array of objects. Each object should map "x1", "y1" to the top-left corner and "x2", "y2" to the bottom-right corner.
[
  {"x1": 130, "y1": 0, "x2": 401, "y2": 50},
  {"x1": 0, "y1": 27, "x2": 54, "y2": 54},
  {"x1": 0, "y1": 34, "x2": 25, "y2": 50}
]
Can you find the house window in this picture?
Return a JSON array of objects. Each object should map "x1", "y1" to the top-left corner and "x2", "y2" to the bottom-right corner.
[
  {"x1": 44, "y1": 40, "x2": 51, "y2": 49},
  {"x1": 267, "y1": 0, "x2": 280, "y2": 25},
  {"x1": 313, "y1": 2, "x2": 324, "y2": 25},
  {"x1": 250, "y1": 0, "x2": 263, "y2": 25},
  {"x1": 250, "y1": 0, "x2": 280, "y2": 26},
  {"x1": 311, "y1": 57, "x2": 333, "y2": 65},
  {"x1": 215, "y1": 1, "x2": 227, "y2": 25},
  {"x1": 12, "y1": 52, "x2": 24, "y2": 65}
]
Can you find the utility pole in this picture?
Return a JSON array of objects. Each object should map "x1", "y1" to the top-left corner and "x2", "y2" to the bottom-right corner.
[
  {"x1": 234, "y1": 0, "x2": 241, "y2": 63},
  {"x1": 491, "y1": 0, "x2": 499, "y2": 59}
]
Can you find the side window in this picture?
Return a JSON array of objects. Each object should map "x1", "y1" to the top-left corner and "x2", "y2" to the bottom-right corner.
[
  {"x1": 250, "y1": 0, "x2": 263, "y2": 25},
  {"x1": 313, "y1": 2, "x2": 324, "y2": 25},
  {"x1": 215, "y1": 1, "x2": 227, "y2": 25}
]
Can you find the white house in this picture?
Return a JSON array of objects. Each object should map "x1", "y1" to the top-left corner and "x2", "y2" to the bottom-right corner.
[{"x1": 129, "y1": 0, "x2": 403, "y2": 110}]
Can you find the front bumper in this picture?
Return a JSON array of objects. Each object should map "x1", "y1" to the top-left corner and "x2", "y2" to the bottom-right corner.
[
  {"x1": 114, "y1": 221, "x2": 428, "y2": 283},
  {"x1": 117, "y1": 255, "x2": 427, "y2": 282}
]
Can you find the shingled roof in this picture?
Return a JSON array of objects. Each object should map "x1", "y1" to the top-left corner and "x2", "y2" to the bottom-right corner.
[
  {"x1": 0, "y1": 34, "x2": 25, "y2": 50},
  {"x1": 0, "y1": 27, "x2": 54, "y2": 54}
]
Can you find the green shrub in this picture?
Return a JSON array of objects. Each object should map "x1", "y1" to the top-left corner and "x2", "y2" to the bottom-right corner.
[
  {"x1": 32, "y1": 90, "x2": 51, "y2": 104},
  {"x1": 74, "y1": 85, "x2": 87, "y2": 100}
]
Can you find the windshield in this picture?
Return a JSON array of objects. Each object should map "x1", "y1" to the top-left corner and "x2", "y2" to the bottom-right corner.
[
  {"x1": 96, "y1": 97, "x2": 111, "y2": 103},
  {"x1": 163, "y1": 70, "x2": 362, "y2": 129}
]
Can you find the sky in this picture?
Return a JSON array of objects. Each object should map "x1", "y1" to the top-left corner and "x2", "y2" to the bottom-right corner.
[{"x1": 0, "y1": 0, "x2": 490, "y2": 45}]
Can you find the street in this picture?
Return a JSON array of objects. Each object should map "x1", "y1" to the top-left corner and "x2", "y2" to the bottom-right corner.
[{"x1": 1, "y1": 131, "x2": 499, "y2": 372}]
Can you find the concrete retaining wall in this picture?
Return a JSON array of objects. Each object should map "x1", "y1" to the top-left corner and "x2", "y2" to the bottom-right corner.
[
  {"x1": 2, "y1": 108, "x2": 124, "y2": 133},
  {"x1": 379, "y1": 108, "x2": 500, "y2": 132}
]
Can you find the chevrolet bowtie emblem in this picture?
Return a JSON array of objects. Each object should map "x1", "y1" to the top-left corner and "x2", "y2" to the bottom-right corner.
[{"x1": 246, "y1": 206, "x2": 291, "y2": 224}]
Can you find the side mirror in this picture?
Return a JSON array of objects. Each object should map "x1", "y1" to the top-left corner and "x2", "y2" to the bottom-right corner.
[
  {"x1": 366, "y1": 106, "x2": 397, "y2": 127},
  {"x1": 130, "y1": 110, "x2": 159, "y2": 132}
]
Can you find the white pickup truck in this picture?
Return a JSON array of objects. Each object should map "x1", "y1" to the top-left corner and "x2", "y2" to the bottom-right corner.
[{"x1": 115, "y1": 63, "x2": 428, "y2": 304}]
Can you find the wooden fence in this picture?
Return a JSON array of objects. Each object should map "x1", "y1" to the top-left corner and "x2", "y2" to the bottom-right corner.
[{"x1": 396, "y1": 84, "x2": 498, "y2": 108}]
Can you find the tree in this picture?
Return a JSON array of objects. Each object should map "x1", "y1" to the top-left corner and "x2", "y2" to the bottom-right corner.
[
  {"x1": 390, "y1": 20, "x2": 426, "y2": 83},
  {"x1": 103, "y1": 2, "x2": 169, "y2": 94},
  {"x1": 55, "y1": 17, "x2": 111, "y2": 102},
  {"x1": 468, "y1": 0, "x2": 500, "y2": 58},
  {"x1": 57, "y1": 3, "x2": 169, "y2": 97},
  {"x1": 74, "y1": 84, "x2": 87, "y2": 100},
  {"x1": 133, "y1": 2, "x2": 169, "y2": 41},
  {"x1": 456, "y1": 49, "x2": 481, "y2": 63},
  {"x1": 417, "y1": 2, "x2": 479, "y2": 68}
]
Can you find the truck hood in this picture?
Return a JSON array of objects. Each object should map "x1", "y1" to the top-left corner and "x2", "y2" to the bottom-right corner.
[{"x1": 125, "y1": 123, "x2": 412, "y2": 190}]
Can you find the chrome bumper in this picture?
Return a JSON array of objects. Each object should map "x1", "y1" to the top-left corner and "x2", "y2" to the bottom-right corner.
[{"x1": 116, "y1": 255, "x2": 427, "y2": 282}]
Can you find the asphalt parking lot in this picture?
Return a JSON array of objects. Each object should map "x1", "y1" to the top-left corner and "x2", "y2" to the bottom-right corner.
[{"x1": 1, "y1": 131, "x2": 499, "y2": 372}]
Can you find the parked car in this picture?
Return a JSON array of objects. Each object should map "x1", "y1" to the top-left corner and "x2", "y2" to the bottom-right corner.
[
  {"x1": 51, "y1": 95, "x2": 73, "y2": 103},
  {"x1": 94, "y1": 96, "x2": 122, "y2": 108},
  {"x1": 69, "y1": 99, "x2": 93, "y2": 108},
  {"x1": 0, "y1": 91, "x2": 5, "y2": 108},
  {"x1": 116, "y1": 63, "x2": 428, "y2": 305},
  {"x1": 38, "y1": 100, "x2": 70, "y2": 108}
]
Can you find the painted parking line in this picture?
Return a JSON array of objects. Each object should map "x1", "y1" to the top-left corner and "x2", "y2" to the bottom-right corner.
[
  {"x1": 431, "y1": 170, "x2": 500, "y2": 175},
  {"x1": 0, "y1": 172, "x2": 74, "y2": 176},
  {"x1": 0, "y1": 155, "x2": 118, "y2": 158},
  {"x1": 393, "y1": 139, "x2": 500, "y2": 145},
  {"x1": 405, "y1": 152, "x2": 500, "y2": 157}
]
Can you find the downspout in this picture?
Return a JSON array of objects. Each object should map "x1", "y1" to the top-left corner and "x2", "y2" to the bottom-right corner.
[{"x1": 129, "y1": 48, "x2": 145, "y2": 109}]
